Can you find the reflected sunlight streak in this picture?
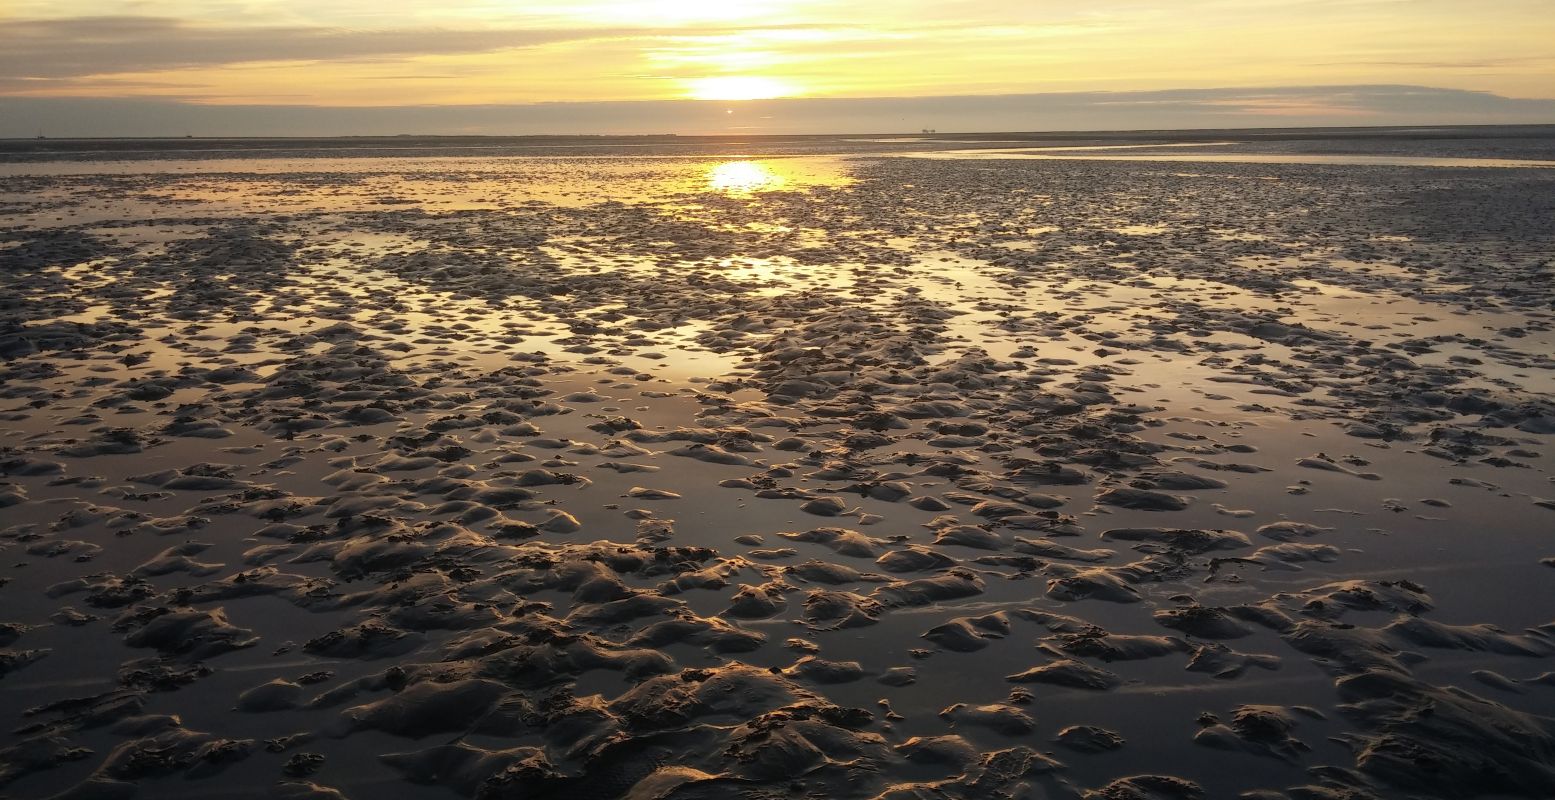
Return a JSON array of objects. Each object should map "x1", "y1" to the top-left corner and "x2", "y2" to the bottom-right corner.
[{"x1": 708, "y1": 160, "x2": 785, "y2": 192}]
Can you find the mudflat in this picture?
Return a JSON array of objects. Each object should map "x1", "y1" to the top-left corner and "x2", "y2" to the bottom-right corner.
[{"x1": 2, "y1": 130, "x2": 1555, "y2": 799}]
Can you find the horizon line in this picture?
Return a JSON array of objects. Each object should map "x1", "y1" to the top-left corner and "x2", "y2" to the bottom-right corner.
[{"x1": 6, "y1": 122, "x2": 1555, "y2": 143}]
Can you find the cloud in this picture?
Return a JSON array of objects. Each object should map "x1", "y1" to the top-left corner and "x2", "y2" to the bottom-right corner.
[
  {"x1": 0, "y1": 16, "x2": 640, "y2": 79},
  {"x1": 1073, "y1": 85, "x2": 1531, "y2": 118},
  {"x1": 3, "y1": 84, "x2": 1553, "y2": 138},
  {"x1": 1314, "y1": 58, "x2": 1555, "y2": 70}
]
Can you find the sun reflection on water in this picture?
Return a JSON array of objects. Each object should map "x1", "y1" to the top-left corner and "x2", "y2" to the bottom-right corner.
[{"x1": 708, "y1": 160, "x2": 785, "y2": 193}]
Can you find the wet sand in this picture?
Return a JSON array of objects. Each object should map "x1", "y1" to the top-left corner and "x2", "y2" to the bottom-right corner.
[{"x1": 3, "y1": 130, "x2": 1555, "y2": 799}]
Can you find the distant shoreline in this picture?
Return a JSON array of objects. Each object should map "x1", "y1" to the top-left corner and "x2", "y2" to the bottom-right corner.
[
  {"x1": 4, "y1": 124, "x2": 1554, "y2": 165},
  {"x1": 6, "y1": 123, "x2": 1555, "y2": 145}
]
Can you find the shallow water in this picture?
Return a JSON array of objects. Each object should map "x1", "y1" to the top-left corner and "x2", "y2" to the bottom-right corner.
[
  {"x1": 3, "y1": 131, "x2": 1555, "y2": 800},
  {"x1": 902, "y1": 147, "x2": 1555, "y2": 169}
]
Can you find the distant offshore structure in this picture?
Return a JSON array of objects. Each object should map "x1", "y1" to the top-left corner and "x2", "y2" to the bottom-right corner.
[{"x1": 921, "y1": 128, "x2": 937, "y2": 134}]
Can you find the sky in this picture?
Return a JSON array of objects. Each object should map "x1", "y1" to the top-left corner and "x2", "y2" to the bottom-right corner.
[{"x1": 2, "y1": 0, "x2": 1553, "y2": 136}]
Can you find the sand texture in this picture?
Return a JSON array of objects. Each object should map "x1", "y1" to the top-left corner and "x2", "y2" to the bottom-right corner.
[{"x1": 2, "y1": 132, "x2": 1555, "y2": 799}]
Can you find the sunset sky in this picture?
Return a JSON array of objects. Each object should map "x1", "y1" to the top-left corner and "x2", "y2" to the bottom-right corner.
[{"x1": 3, "y1": 0, "x2": 1553, "y2": 135}]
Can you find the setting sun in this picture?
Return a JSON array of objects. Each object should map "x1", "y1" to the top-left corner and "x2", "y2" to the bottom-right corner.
[
  {"x1": 688, "y1": 76, "x2": 795, "y2": 101},
  {"x1": 569, "y1": 0, "x2": 788, "y2": 25}
]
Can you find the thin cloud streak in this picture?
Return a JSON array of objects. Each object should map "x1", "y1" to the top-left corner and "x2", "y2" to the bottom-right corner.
[{"x1": 0, "y1": 16, "x2": 647, "y2": 79}]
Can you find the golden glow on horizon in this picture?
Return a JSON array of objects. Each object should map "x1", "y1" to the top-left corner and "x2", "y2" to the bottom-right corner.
[
  {"x1": 3, "y1": 0, "x2": 1553, "y2": 115},
  {"x1": 688, "y1": 76, "x2": 795, "y2": 101}
]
